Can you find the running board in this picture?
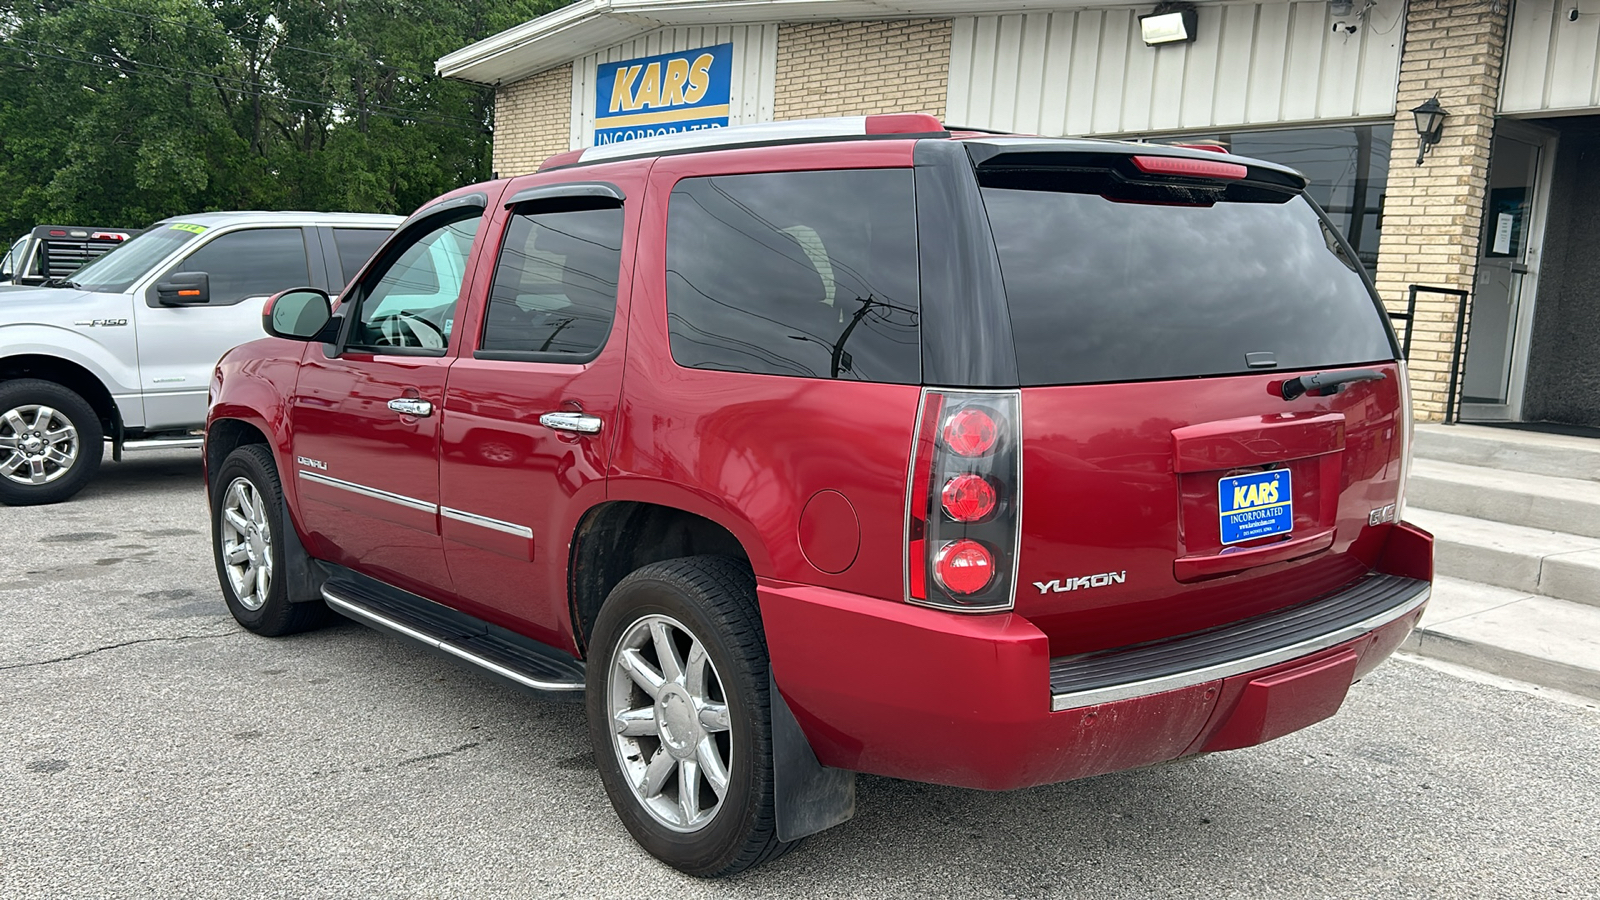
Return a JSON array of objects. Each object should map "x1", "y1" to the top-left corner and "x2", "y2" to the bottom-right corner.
[
  {"x1": 321, "y1": 572, "x2": 585, "y2": 693},
  {"x1": 121, "y1": 437, "x2": 204, "y2": 451}
]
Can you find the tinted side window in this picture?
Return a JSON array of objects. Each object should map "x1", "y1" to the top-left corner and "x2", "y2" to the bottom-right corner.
[
  {"x1": 333, "y1": 228, "x2": 390, "y2": 286},
  {"x1": 479, "y1": 205, "x2": 624, "y2": 359},
  {"x1": 351, "y1": 213, "x2": 480, "y2": 352},
  {"x1": 176, "y1": 228, "x2": 311, "y2": 305},
  {"x1": 665, "y1": 169, "x2": 920, "y2": 383}
]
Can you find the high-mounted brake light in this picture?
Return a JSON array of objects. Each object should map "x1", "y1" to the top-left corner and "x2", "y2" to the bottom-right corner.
[
  {"x1": 90, "y1": 232, "x2": 127, "y2": 241},
  {"x1": 48, "y1": 230, "x2": 66, "y2": 237},
  {"x1": 1131, "y1": 155, "x2": 1248, "y2": 180},
  {"x1": 905, "y1": 390, "x2": 1022, "y2": 612}
]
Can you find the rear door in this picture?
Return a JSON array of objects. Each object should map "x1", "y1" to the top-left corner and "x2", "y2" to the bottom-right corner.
[
  {"x1": 436, "y1": 174, "x2": 643, "y2": 648},
  {"x1": 967, "y1": 146, "x2": 1405, "y2": 656}
]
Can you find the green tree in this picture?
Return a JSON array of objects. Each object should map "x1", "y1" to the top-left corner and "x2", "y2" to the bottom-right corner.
[{"x1": 0, "y1": 0, "x2": 565, "y2": 236}]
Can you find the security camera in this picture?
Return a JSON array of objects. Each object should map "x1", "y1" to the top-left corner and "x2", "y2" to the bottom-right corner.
[{"x1": 1332, "y1": 21, "x2": 1358, "y2": 34}]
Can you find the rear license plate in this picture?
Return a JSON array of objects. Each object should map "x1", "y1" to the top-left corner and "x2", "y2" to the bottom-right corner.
[{"x1": 1218, "y1": 469, "x2": 1292, "y2": 545}]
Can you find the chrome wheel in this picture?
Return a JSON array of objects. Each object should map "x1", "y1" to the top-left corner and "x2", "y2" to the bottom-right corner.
[
  {"x1": 219, "y1": 476, "x2": 273, "y2": 611},
  {"x1": 608, "y1": 614, "x2": 733, "y2": 833},
  {"x1": 0, "y1": 404, "x2": 79, "y2": 486}
]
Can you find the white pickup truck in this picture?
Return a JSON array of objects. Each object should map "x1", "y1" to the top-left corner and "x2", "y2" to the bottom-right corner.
[{"x1": 0, "y1": 211, "x2": 400, "y2": 505}]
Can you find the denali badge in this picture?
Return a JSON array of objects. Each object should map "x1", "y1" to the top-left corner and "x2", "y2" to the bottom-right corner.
[
  {"x1": 296, "y1": 456, "x2": 328, "y2": 470},
  {"x1": 1034, "y1": 572, "x2": 1127, "y2": 594}
]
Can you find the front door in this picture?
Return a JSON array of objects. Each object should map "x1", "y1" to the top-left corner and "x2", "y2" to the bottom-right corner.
[
  {"x1": 1461, "y1": 121, "x2": 1556, "y2": 422},
  {"x1": 137, "y1": 226, "x2": 317, "y2": 429},
  {"x1": 290, "y1": 204, "x2": 487, "y2": 600},
  {"x1": 437, "y1": 178, "x2": 638, "y2": 651}
]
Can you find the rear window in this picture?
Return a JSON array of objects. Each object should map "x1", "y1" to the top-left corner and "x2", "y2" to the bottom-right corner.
[{"x1": 977, "y1": 160, "x2": 1396, "y2": 386}]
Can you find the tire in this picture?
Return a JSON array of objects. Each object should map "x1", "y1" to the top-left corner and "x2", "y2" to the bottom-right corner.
[
  {"x1": 0, "y1": 379, "x2": 104, "y2": 506},
  {"x1": 210, "y1": 444, "x2": 326, "y2": 636},
  {"x1": 586, "y1": 556, "x2": 793, "y2": 877}
]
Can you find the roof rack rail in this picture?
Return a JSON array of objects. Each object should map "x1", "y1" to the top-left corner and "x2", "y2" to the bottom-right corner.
[{"x1": 541, "y1": 114, "x2": 949, "y2": 171}]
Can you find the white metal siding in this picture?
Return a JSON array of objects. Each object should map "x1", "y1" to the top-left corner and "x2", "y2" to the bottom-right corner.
[
  {"x1": 570, "y1": 25, "x2": 779, "y2": 149},
  {"x1": 1503, "y1": 0, "x2": 1600, "y2": 114},
  {"x1": 947, "y1": 0, "x2": 1406, "y2": 136}
]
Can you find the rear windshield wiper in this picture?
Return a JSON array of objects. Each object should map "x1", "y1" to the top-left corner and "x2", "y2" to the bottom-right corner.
[{"x1": 1281, "y1": 368, "x2": 1386, "y2": 400}]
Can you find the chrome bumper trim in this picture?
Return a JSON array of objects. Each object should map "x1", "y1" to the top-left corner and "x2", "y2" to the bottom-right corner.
[{"x1": 1049, "y1": 583, "x2": 1430, "y2": 712}]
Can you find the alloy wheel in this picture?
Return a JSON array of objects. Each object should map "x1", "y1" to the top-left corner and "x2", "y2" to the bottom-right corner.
[
  {"x1": 219, "y1": 476, "x2": 273, "y2": 611},
  {"x1": 608, "y1": 614, "x2": 734, "y2": 833},
  {"x1": 0, "y1": 404, "x2": 79, "y2": 486}
]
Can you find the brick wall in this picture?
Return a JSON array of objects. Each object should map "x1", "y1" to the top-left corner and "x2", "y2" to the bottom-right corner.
[
  {"x1": 774, "y1": 19, "x2": 951, "y2": 120},
  {"x1": 1372, "y1": 0, "x2": 1509, "y2": 421},
  {"x1": 492, "y1": 64, "x2": 573, "y2": 177}
]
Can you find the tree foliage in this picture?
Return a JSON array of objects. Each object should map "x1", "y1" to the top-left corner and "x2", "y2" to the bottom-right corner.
[{"x1": 0, "y1": 0, "x2": 564, "y2": 234}]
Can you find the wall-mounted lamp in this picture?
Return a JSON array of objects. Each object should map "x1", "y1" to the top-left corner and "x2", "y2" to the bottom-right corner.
[
  {"x1": 1140, "y1": 3, "x2": 1199, "y2": 45},
  {"x1": 1329, "y1": 0, "x2": 1355, "y2": 15},
  {"x1": 1411, "y1": 96, "x2": 1448, "y2": 165}
]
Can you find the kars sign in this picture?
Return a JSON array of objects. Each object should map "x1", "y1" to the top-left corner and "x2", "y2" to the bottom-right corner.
[{"x1": 594, "y1": 44, "x2": 732, "y2": 145}]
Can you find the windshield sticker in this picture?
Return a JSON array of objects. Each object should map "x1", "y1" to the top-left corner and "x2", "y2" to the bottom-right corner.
[{"x1": 169, "y1": 223, "x2": 207, "y2": 234}]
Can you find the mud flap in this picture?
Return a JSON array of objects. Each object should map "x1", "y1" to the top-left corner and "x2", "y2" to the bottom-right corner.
[
  {"x1": 770, "y1": 674, "x2": 855, "y2": 842},
  {"x1": 279, "y1": 499, "x2": 327, "y2": 603}
]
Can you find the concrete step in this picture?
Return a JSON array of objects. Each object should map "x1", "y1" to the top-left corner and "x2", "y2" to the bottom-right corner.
[
  {"x1": 1407, "y1": 458, "x2": 1600, "y2": 539},
  {"x1": 1405, "y1": 507, "x2": 1600, "y2": 607},
  {"x1": 1403, "y1": 576, "x2": 1600, "y2": 701},
  {"x1": 1414, "y1": 423, "x2": 1600, "y2": 482}
]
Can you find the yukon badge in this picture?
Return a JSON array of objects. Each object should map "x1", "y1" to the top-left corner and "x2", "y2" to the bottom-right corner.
[{"x1": 1034, "y1": 571, "x2": 1127, "y2": 594}]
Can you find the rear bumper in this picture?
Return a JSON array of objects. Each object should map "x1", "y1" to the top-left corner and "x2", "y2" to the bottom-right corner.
[{"x1": 760, "y1": 523, "x2": 1432, "y2": 791}]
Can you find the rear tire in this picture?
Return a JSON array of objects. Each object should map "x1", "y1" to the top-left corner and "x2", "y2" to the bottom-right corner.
[
  {"x1": 586, "y1": 556, "x2": 793, "y2": 877},
  {"x1": 211, "y1": 444, "x2": 326, "y2": 636},
  {"x1": 0, "y1": 379, "x2": 103, "y2": 506}
]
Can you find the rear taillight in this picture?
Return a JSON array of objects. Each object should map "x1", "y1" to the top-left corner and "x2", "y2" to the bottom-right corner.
[{"x1": 905, "y1": 389, "x2": 1022, "y2": 612}]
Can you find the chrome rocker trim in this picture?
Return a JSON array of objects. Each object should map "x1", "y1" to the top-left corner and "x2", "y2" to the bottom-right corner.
[
  {"x1": 1049, "y1": 579, "x2": 1431, "y2": 712},
  {"x1": 441, "y1": 506, "x2": 533, "y2": 539}
]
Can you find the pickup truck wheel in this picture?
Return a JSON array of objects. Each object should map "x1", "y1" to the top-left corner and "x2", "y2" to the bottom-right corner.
[
  {"x1": 211, "y1": 444, "x2": 325, "y2": 636},
  {"x1": 0, "y1": 379, "x2": 103, "y2": 506},
  {"x1": 586, "y1": 556, "x2": 791, "y2": 877}
]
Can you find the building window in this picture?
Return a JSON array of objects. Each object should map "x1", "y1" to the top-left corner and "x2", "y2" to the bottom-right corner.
[{"x1": 1158, "y1": 124, "x2": 1392, "y2": 276}]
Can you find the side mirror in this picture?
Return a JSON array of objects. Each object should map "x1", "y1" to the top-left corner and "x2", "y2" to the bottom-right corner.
[
  {"x1": 263, "y1": 288, "x2": 334, "y2": 341},
  {"x1": 155, "y1": 271, "x2": 210, "y2": 305}
]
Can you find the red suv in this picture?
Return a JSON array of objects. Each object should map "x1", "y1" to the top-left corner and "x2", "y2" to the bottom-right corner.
[{"x1": 206, "y1": 115, "x2": 1432, "y2": 876}]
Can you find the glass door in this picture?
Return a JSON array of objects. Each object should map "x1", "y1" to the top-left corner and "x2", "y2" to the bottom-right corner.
[{"x1": 1461, "y1": 122, "x2": 1555, "y2": 422}]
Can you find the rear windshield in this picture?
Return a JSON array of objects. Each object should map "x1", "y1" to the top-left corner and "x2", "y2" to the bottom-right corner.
[{"x1": 977, "y1": 161, "x2": 1396, "y2": 386}]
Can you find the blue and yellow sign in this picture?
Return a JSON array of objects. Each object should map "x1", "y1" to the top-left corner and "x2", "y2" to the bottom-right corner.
[
  {"x1": 594, "y1": 43, "x2": 732, "y2": 145},
  {"x1": 1218, "y1": 469, "x2": 1293, "y2": 545}
]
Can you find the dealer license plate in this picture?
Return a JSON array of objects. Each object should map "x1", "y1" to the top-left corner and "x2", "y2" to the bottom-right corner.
[{"x1": 1218, "y1": 469, "x2": 1293, "y2": 545}]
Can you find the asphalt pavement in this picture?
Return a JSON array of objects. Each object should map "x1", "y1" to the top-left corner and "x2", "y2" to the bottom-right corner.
[{"x1": 2, "y1": 449, "x2": 1597, "y2": 899}]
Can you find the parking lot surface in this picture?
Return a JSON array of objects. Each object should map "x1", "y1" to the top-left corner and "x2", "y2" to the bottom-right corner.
[{"x1": 2, "y1": 449, "x2": 1598, "y2": 899}]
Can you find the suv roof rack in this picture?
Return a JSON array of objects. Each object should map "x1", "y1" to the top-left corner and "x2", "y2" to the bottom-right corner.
[{"x1": 541, "y1": 113, "x2": 949, "y2": 171}]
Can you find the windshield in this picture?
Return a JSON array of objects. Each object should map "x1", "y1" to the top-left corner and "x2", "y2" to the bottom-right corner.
[
  {"x1": 977, "y1": 160, "x2": 1396, "y2": 386},
  {"x1": 67, "y1": 223, "x2": 206, "y2": 292}
]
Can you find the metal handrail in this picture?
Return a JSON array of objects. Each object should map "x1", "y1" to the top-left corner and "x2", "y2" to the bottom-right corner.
[
  {"x1": 1407, "y1": 284, "x2": 1472, "y2": 426},
  {"x1": 1387, "y1": 293, "x2": 1417, "y2": 361}
]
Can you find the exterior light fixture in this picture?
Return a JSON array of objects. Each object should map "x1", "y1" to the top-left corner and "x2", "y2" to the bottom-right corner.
[
  {"x1": 1411, "y1": 96, "x2": 1448, "y2": 165},
  {"x1": 1141, "y1": 3, "x2": 1199, "y2": 45},
  {"x1": 1329, "y1": 0, "x2": 1355, "y2": 15}
]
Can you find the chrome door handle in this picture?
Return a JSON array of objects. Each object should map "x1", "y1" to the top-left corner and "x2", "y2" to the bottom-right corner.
[
  {"x1": 387, "y1": 398, "x2": 433, "y2": 417},
  {"x1": 539, "y1": 412, "x2": 602, "y2": 435}
]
